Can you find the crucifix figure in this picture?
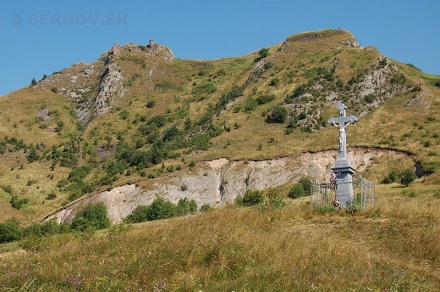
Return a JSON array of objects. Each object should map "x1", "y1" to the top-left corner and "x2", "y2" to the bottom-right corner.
[
  {"x1": 327, "y1": 103, "x2": 358, "y2": 208},
  {"x1": 328, "y1": 103, "x2": 357, "y2": 159}
]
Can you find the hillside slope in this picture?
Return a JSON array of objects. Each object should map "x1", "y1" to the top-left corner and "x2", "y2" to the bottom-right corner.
[{"x1": 0, "y1": 29, "x2": 439, "y2": 224}]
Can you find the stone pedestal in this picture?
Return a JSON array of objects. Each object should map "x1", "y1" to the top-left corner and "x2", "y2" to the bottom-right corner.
[{"x1": 333, "y1": 158, "x2": 356, "y2": 208}]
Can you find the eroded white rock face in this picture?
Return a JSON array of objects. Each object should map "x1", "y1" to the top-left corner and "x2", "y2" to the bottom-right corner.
[
  {"x1": 44, "y1": 148, "x2": 409, "y2": 224},
  {"x1": 95, "y1": 63, "x2": 124, "y2": 115}
]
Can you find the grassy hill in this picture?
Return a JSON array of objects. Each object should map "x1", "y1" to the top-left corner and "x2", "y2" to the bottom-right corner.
[
  {"x1": 0, "y1": 28, "x2": 440, "y2": 289},
  {"x1": 0, "y1": 28, "x2": 438, "y2": 218}
]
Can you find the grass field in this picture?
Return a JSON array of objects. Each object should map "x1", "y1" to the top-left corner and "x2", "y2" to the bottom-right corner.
[{"x1": 1, "y1": 183, "x2": 439, "y2": 291}]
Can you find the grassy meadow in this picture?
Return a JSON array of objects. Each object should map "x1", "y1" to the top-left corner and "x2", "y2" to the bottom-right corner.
[{"x1": 1, "y1": 182, "x2": 440, "y2": 291}]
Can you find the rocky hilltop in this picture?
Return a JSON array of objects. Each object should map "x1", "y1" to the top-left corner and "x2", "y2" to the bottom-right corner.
[{"x1": 36, "y1": 40, "x2": 174, "y2": 125}]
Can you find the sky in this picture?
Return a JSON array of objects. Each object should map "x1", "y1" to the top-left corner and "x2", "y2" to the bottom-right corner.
[{"x1": 0, "y1": 0, "x2": 439, "y2": 96}]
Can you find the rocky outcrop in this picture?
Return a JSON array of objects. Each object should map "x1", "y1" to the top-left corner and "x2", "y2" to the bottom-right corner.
[
  {"x1": 95, "y1": 62, "x2": 124, "y2": 115},
  {"x1": 144, "y1": 43, "x2": 174, "y2": 63},
  {"x1": 44, "y1": 147, "x2": 411, "y2": 224}
]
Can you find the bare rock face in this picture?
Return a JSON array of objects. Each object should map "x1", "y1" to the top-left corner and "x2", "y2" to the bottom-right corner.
[
  {"x1": 44, "y1": 148, "x2": 410, "y2": 224},
  {"x1": 95, "y1": 62, "x2": 124, "y2": 115}
]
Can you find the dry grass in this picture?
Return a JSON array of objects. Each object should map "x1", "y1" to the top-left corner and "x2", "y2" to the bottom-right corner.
[{"x1": 1, "y1": 189, "x2": 440, "y2": 291}]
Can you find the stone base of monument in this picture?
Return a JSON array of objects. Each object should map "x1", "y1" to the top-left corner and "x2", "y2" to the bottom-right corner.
[{"x1": 332, "y1": 158, "x2": 356, "y2": 208}]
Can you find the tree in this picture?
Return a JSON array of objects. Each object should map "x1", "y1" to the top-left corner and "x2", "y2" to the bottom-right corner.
[{"x1": 31, "y1": 78, "x2": 37, "y2": 86}]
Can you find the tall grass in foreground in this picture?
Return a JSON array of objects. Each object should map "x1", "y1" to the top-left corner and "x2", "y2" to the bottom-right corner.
[{"x1": 1, "y1": 189, "x2": 440, "y2": 291}]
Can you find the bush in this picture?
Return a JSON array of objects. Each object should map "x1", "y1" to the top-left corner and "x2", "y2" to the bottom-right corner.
[
  {"x1": 316, "y1": 204, "x2": 335, "y2": 214},
  {"x1": 298, "y1": 177, "x2": 312, "y2": 195},
  {"x1": 345, "y1": 201, "x2": 360, "y2": 214},
  {"x1": 288, "y1": 183, "x2": 305, "y2": 199},
  {"x1": 23, "y1": 220, "x2": 61, "y2": 237},
  {"x1": 71, "y1": 203, "x2": 110, "y2": 231},
  {"x1": 119, "y1": 110, "x2": 130, "y2": 120},
  {"x1": 175, "y1": 198, "x2": 197, "y2": 215},
  {"x1": 0, "y1": 184, "x2": 13, "y2": 194},
  {"x1": 269, "y1": 78, "x2": 280, "y2": 87},
  {"x1": 262, "y1": 190, "x2": 285, "y2": 210},
  {"x1": 382, "y1": 170, "x2": 399, "y2": 184},
  {"x1": 241, "y1": 190, "x2": 265, "y2": 206},
  {"x1": 46, "y1": 192, "x2": 57, "y2": 200},
  {"x1": 126, "y1": 205, "x2": 150, "y2": 223},
  {"x1": 200, "y1": 203, "x2": 212, "y2": 212},
  {"x1": 27, "y1": 147, "x2": 39, "y2": 163},
  {"x1": 0, "y1": 218, "x2": 23, "y2": 243},
  {"x1": 400, "y1": 169, "x2": 417, "y2": 187},
  {"x1": 10, "y1": 195, "x2": 29, "y2": 210},
  {"x1": 68, "y1": 166, "x2": 92, "y2": 182},
  {"x1": 146, "y1": 197, "x2": 176, "y2": 221},
  {"x1": 266, "y1": 105, "x2": 288, "y2": 123}
]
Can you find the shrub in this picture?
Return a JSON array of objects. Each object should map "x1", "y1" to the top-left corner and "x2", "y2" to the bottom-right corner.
[
  {"x1": 266, "y1": 105, "x2": 288, "y2": 123},
  {"x1": 126, "y1": 205, "x2": 150, "y2": 223},
  {"x1": 200, "y1": 203, "x2": 212, "y2": 212},
  {"x1": 192, "y1": 83, "x2": 216, "y2": 95},
  {"x1": 46, "y1": 192, "x2": 57, "y2": 200},
  {"x1": 148, "y1": 115, "x2": 167, "y2": 128},
  {"x1": 146, "y1": 197, "x2": 176, "y2": 221},
  {"x1": 10, "y1": 195, "x2": 29, "y2": 210},
  {"x1": 400, "y1": 169, "x2": 417, "y2": 187},
  {"x1": 262, "y1": 190, "x2": 285, "y2": 210},
  {"x1": 146, "y1": 100, "x2": 156, "y2": 108},
  {"x1": 0, "y1": 184, "x2": 14, "y2": 195},
  {"x1": 241, "y1": 190, "x2": 265, "y2": 206},
  {"x1": 382, "y1": 170, "x2": 399, "y2": 184},
  {"x1": 345, "y1": 201, "x2": 360, "y2": 214},
  {"x1": 256, "y1": 94, "x2": 276, "y2": 105},
  {"x1": 119, "y1": 110, "x2": 129, "y2": 120},
  {"x1": 0, "y1": 218, "x2": 23, "y2": 243},
  {"x1": 176, "y1": 198, "x2": 197, "y2": 215},
  {"x1": 258, "y1": 48, "x2": 269, "y2": 59},
  {"x1": 269, "y1": 78, "x2": 280, "y2": 87},
  {"x1": 316, "y1": 204, "x2": 335, "y2": 214},
  {"x1": 68, "y1": 166, "x2": 92, "y2": 182},
  {"x1": 298, "y1": 177, "x2": 312, "y2": 195},
  {"x1": 288, "y1": 183, "x2": 305, "y2": 199},
  {"x1": 71, "y1": 203, "x2": 110, "y2": 231},
  {"x1": 23, "y1": 220, "x2": 61, "y2": 237},
  {"x1": 364, "y1": 94, "x2": 376, "y2": 104},
  {"x1": 27, "y1": 147, "x2": 39, "y2": 163}
]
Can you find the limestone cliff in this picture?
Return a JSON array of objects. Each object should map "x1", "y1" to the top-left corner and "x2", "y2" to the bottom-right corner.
[{"x1": 44, "y1": 147, "x2": 411, "y2": 224}]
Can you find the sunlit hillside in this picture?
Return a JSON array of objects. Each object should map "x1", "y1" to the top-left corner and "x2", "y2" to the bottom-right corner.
[{"x1": 1, "y1": 29, "x2": 440, "y2": 290}]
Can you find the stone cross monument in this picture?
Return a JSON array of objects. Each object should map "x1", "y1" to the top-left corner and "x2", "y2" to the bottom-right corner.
[{"x1": 328, "y1": 103, "x2": 358, "y2": 207}]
